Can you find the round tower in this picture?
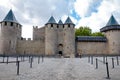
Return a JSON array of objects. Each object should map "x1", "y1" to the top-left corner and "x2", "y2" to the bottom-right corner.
[
  {"x1": 100, "y1": 15, "x2": 120, "y2": 55},
  {"x1": 0, "y1": 9, "x2": 22, "y2": 55},
  {"x1": 63, "y1": 17, "x2": 75, "y2": 57},
  {"x1": 45, "y1": 16, "x2": 58, "y2": 56}
]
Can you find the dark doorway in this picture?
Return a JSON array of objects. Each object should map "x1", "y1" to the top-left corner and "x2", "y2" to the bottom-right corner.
[{"x1": 59, "y1": 51, "x2": 63, "y2": 56}]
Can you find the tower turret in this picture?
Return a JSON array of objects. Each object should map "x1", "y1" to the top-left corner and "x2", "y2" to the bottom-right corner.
[
  {"x1": 63, "y1": 17, "x2": 75, "y2": 57},
  {"x1": 0, "y1": 9, "x2": 22, "y2": 55},
  {"x1": 45, "y1": 16, "x2": 58, "y2": 56},
  {"x1": 100, "y1": 15, "x2": 120, "y2": 55}
]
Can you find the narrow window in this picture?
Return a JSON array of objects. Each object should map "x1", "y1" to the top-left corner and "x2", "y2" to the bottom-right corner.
[
  {"x1": 57, "y1": 25, "x2": 59, "y2": 28},
  {"x1": 11, "y1": 22, "x2": 13, "y2": 26},
  {"x1": 4, "y1": 22, "x2": 7, "y2": 26},
  {"x1": 68, "y1": 24, "x2": 70, "y2": 28},
  {"x1": 9, "y1": 40, "x2": 11, "y2": 44},
  {"x1": 51, "y1": 24, "x2": 53, "y2": 27}
]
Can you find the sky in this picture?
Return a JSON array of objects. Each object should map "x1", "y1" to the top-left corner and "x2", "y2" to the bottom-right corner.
[{"x1": 0, "y1": 0, "x2": 120, "y2": 38}]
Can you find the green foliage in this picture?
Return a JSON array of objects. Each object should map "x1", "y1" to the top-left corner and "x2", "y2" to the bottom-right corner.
[
  {"x1": 91, "y1": 32, "x2": 104, "y2": 36},
  {"x1": 75, "y1": 26, "x2": 104, "y2": 37},
  {"x1": 75, "y1": 26, "x2": 92, "y2": 36}
]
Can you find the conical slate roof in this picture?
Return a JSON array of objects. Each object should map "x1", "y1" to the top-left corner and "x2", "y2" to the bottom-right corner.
[
  {"x1": 58, "y1": 19, "x2": 63, "y2": 24},
  {"x1": 47, "y1": 16, "x2": 56, "y2": 24},
  {"x1": 64, "y1": 17, "x2": 74, "y2": 24},
  {"x1": 106, "y1": 15, "x2": 119, "y2": 26},
  {"x1": 3, "y1": 9, "x2": 18, "y2": 23},
  {"x1": 100, "y1": 15, "x2": 120, "y2": 32}
]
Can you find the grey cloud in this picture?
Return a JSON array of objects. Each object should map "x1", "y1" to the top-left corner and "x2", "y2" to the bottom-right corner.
[{"x1": 10, "y1": 0, "x2": 75, "y2": 25}]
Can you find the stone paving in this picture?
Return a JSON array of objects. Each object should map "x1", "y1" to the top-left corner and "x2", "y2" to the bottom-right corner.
[{"x1": 0, "y1": 57, "x2": 120, "y2": 80}]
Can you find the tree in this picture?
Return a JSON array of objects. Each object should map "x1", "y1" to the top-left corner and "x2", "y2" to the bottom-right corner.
[
  {"x1": 75, "y1": 26, "x2": 104, "y2": 37},
  {"x1": 75, "y1": 26, "x2": 92, "y2": 36},
  {"x1": 91, "y1": 32, "x2": 104, "y2": 36}
]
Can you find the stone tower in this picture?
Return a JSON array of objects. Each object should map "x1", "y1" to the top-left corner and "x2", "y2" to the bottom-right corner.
[
  {"x1": 0, "y1": 9, "x2": 22, "y2": 55},
  {"x1": 57, "y1": 19, "x2": 64, "y2": 56},
  {"x1": 45, "y1": 16, "x2": 58, "y2": 56},
  {"x1": 63, "y1": 17, "x2": 75, "y2": 57},
  {"x1": 45, "y1": 16, "x2": 75, "y2": 57},
  {"x1": 100, "y1": 15, "x2": 120, "y2": 55}
]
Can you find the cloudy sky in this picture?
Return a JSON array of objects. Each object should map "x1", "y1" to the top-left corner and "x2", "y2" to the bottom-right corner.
[{"x1": 0, "y1": 0, "x2": 120, "y2": 38}]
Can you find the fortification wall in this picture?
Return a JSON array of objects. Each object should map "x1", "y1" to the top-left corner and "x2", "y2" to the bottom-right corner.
[
  {"x1": 77, "y1": 42, "x2": 108, "y2": 55},
  {"x1": 33, "y1": 26, "x2": 45, "y2": 40},
  {"x1": 16, "y1": 39, "x2": 45, "y2": 55}
]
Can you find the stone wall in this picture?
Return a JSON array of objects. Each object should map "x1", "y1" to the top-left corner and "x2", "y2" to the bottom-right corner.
[
  {"x1": 77, "y1": 41, "x2": 108, "y2": 55},
  {"x1": 105, "y1": 30, "x2": 120, "y2": 54},
  {"x1": 33, "y1": 26, "x2": 45, "y2": 40},
  {"x1": 16, "y1": 39, "x2": 45, "y2": 55}
]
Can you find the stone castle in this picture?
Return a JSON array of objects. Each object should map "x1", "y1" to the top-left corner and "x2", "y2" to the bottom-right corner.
[{"x1": 0, "y1": 9, "x2": 120, "y2": 57}]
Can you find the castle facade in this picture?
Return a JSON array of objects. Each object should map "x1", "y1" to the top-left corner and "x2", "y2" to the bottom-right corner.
[{"x1": 0, "y1": 10, "x2": 120, "y2": 57}]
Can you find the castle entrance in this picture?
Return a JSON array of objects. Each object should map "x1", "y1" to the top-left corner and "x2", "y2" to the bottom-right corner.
[
  {"x1": 59, "y1": 51, "x2": 63, "y2": 56},
  {"x1": 58, "y1": 44, "x2": 63, "y2": 56}
]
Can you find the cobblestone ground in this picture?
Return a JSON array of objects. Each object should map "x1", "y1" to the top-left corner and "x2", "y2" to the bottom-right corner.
[{"x1": 0, "y1": 57, "x2": 120, "y2": 80}]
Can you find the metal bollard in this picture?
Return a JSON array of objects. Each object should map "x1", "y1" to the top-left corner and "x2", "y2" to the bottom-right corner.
[
  {"x1": 91, "y1": 56, "x2": 93, "y2": 64},
  {"x1": 38, "y1": 56, "x2": 40, "y2": 64},
  {"x1": 42, "y1": 55, "x2": 44, "y2": 62},
  {"x1": 106, "y1": 62, "x2": 110, "y2": 79},
  {"x1": 6, "y1": 56, "x2": 9, "y2": 64},
  {"x1": 30, "y1": 57, "x2": 33, "y2": 68},
  {"x1": 17, "y1": 61, "x2": 20, "y2": 75},
  {"x1": 116, "y1": 56, "x2": 119, "y2": 65},
  {"x1": 29, "y1": 56, "x2": 30, "y2": 63},
  {"x1": 88, "y1": 56, "x2": 90, "y2": 63},
  {"x1": 96, "y1": 58, "x2": 98, "y2": 69},
  {"x1": 23, "y1": 56, "x2": 25, "y2": 62},
  {"x1": 16, "y1": 56, "x2": 18, "y2": 66},
  {"x1": 3, "y1": 56, "x2": 5, "y2": 63},
  {"x1": 103, "y1": 56, "x2": 105, "y2": 64},
  {"x1": 21, "y1": 56, "x2": 22, "y2": 61},
  {"x1": 112, "y1": 58, "x2": 114, "y2": 68},
  {"x1": 106, "y1": 56, "x2": 107, "y2": 62}
]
